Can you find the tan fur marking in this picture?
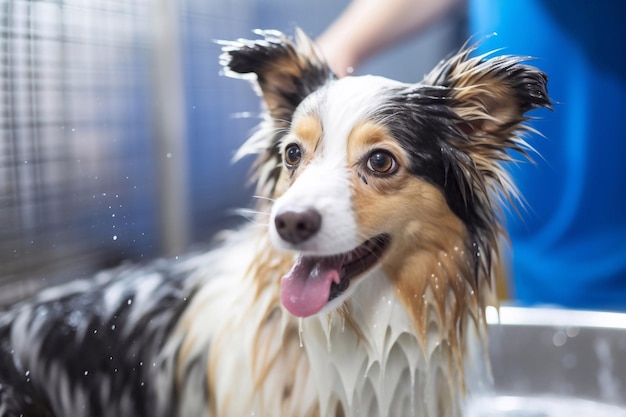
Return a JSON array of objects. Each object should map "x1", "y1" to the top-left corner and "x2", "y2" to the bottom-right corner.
[
  {"x1": 346, "y1": 121, "x2": 410, "y2": 171},
  {"x1": 261, "y1": 56, "x2": 312, "y2": 125},
  {"x1": 347, "y1": 120, "x2": 486, "y2": 386},
  {"x1": 245, "y1": 236, "x2": 294, "y2": 301},
  {"x1": 292, "y1": 115, "x2": 323, "y2": 152}
]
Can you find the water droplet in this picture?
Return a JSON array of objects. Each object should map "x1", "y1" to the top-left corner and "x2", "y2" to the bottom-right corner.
[
  {"x1": 113, "y1": 235, "x2": 118, "y2": 241},
  {"x1": 84, "y1": 370, "x2": 89, "y2": 376},
  {"x1": 25, "y1": 370, "x2": 30, "y2": 377},
  {"x1": 127, "y1": 299, "x2": 132, "y2": 305},
  {"x1": 553, "y1": 330, "x2": 567, "y2": 347},
  {"x1": 566, "y1": 327, "x2": 580, "y2": 338},
  {"x1": 111, "y1": 324, "x2": 116, "y2": 330}
]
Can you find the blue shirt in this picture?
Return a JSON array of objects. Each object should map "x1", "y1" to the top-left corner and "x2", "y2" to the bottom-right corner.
[{"x1": 469, "y1": 0, "x2": 626, "y2": 310}]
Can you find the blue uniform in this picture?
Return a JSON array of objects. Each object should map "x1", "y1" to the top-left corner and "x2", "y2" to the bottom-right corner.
[{"x1": 469, "y1": 0, "x2": 626, "y2": 310}]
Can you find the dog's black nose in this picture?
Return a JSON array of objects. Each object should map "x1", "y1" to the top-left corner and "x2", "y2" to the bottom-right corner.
[{"x1": 274, "y1": 209, "x2": 322, "y2": 244}]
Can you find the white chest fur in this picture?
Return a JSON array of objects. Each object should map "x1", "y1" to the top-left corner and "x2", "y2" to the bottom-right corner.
[{"x1": 301, "y1": 269, "x2": 467, "y2": 417}]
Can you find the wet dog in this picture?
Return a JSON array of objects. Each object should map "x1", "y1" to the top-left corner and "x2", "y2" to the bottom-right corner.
[{"x1": 0, "y1": 29, "x2": 549, "y2": 417}]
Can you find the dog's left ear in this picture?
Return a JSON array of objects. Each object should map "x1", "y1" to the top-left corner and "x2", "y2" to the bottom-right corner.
[
  {"x1": 423, "y1": 46, "x2": 551, "y2": 155},
  {"x1": 220, "y1": 29, "x2": 334, "y2": 129}
]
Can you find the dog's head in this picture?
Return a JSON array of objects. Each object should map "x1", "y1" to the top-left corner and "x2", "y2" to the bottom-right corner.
[{"x1": 221, "y1": 30, "x2": 550, "y2": 319}]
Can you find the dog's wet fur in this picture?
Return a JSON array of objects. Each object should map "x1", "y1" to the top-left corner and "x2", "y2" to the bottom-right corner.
[{"x1": 0, "y1": 30, "x2": 549, "y2": 417}]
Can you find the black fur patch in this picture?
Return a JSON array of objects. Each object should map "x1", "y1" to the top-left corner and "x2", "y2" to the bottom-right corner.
[
  {"x1": 222, "y1": 30, "x2": 333, "y2": 126},
  {"x1": 0, "y1": 259, "x2": 196, "y2": 417},
  {"x1": 374, "y1": 86, "x2": 482, "y2": 231}
]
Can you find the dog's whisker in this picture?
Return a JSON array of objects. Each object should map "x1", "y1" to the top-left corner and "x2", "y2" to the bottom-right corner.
[
  {"x1": 251, "y1": 195, "x2": 276, "y2": 202},
  {"x1": 235, "y1": 208, "x2": 271, "y2": 217}
]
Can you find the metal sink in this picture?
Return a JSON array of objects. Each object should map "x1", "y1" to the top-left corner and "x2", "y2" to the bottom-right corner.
[{"x1": 466, "y1": 306, "x2": 626, "y2": 416}]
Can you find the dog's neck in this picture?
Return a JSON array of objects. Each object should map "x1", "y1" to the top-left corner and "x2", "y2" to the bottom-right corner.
[{"x1": 173, "y1": 227, "x2": 489, "y2": 417}]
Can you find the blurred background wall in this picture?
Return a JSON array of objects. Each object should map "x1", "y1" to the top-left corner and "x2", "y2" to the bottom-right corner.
[{"x1": 0, "y1": 0, "x2": 465, "y2": 304}]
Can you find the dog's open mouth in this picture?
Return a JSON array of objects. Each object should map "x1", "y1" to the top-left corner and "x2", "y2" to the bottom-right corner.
[{"x1": 280, "y1": 234, "x2": 391, "y2": 317}]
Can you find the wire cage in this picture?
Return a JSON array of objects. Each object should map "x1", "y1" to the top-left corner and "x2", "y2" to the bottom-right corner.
[{"x1": 1, "y1": 0, "x2": 161, "y2": 300}]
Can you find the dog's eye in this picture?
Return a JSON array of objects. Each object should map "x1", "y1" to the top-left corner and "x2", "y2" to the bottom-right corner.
[
  {"x1": 366, "y1": 151, "x2": 397, "y2": 175},
  {"x1": 284, "y1": 144, "x2": 302, "y2": 168}
]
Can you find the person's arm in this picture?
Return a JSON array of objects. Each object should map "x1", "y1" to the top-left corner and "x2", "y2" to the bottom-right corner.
[{"x1": 317, "y1": 0, "x2": 464, "y2": 76}]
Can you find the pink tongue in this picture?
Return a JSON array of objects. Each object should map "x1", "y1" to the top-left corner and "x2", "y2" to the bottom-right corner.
[{"x1": 281, "y1": 255, "x2": 342, "y2": 317}]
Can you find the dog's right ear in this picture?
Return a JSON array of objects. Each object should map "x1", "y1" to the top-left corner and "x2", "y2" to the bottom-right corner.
[{"x1": 220, "y1": 29, "x2": 334, "y2": 129}]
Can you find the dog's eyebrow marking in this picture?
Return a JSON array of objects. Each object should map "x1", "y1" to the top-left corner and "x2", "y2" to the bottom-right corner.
[
  {"x1": 292, "y1": 115, "x2": 323, "y2": 153},
  {"x1": 346, "y1": 120, "x2": 408, "y2": 167}
]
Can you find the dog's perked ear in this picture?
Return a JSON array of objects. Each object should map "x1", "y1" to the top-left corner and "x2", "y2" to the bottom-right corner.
[
  {"x1": 422, "y1": 45, "x2": 551, "y2": 166},
  {"x1": 220, "y1": 29, "x2": 334, "y2": 128},
  {"x1": 219, "y1": 29, "x2": 334, "y2": 197}
]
